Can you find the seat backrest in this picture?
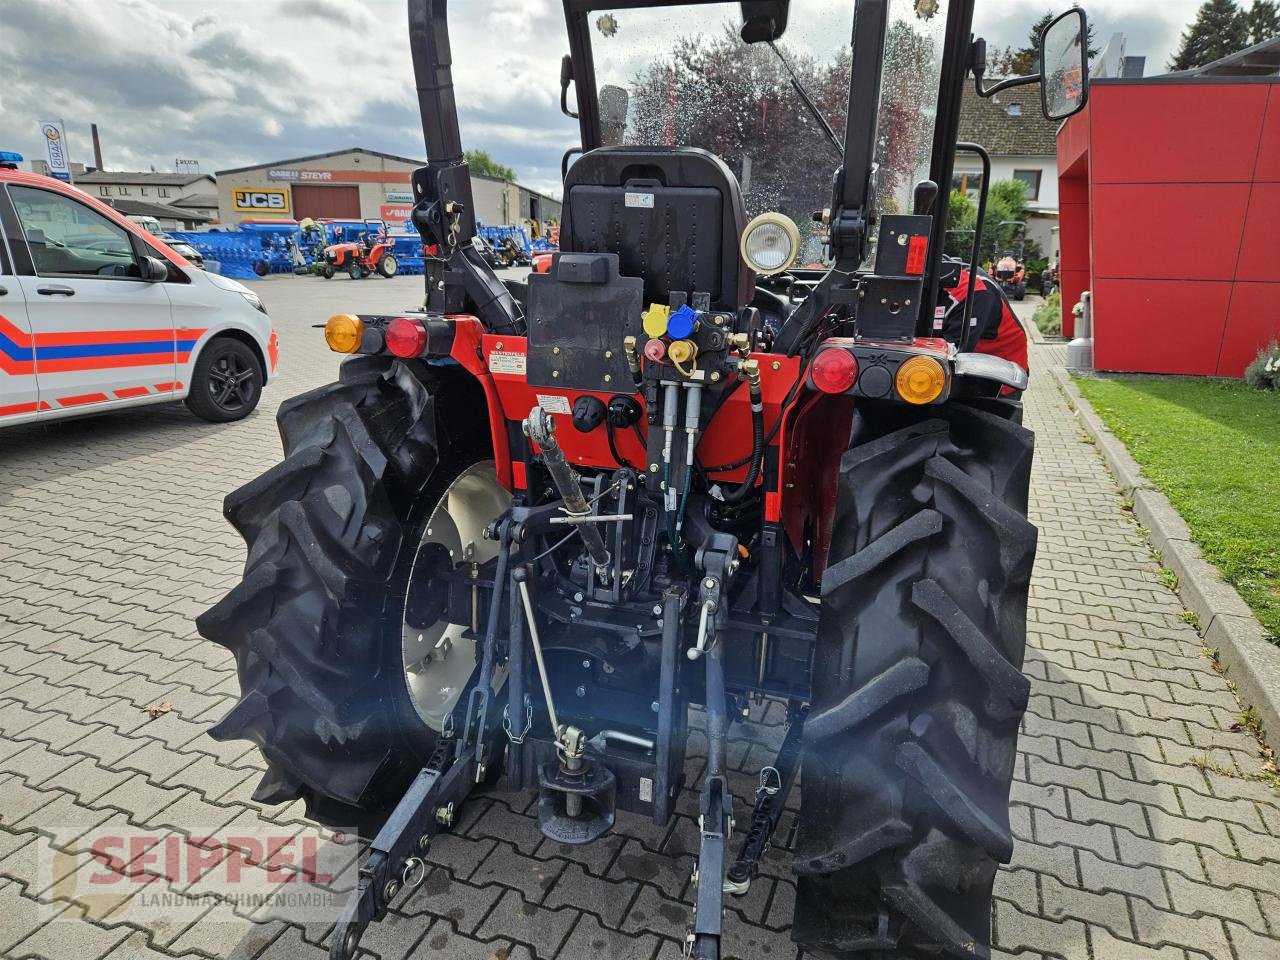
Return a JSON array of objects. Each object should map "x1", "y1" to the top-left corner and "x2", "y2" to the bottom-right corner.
[{"x1": 559, "y1": 146, "x2": 754, "y2": 311}]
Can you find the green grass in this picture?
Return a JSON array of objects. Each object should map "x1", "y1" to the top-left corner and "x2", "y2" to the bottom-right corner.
[{"x1": 1074, "y1": 377, "x2": 1280, "y2": 641}]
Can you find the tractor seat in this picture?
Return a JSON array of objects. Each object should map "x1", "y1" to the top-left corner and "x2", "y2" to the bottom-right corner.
[{"x1": 559, "y1": 146, "x2": 754, "y2": 310}]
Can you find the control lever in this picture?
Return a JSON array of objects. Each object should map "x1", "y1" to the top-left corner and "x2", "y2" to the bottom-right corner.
[{"x1": 913, "y1": 179, "x2": 940, "y2": 217}]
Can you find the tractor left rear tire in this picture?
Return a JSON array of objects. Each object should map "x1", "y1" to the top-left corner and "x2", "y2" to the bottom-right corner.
[
  {"x1": 792, "y1": 398, "x2": 1036, "y2": 960},
  {"x1": 196, "y1": 357, "x2": 493, "y2": 837},
  {"x1": 378, "y1": 254, "x2": 398, "y2": 278}
]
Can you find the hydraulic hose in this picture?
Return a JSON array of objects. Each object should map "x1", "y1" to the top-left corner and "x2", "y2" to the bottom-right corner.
[{"x1": 720, "y1": 361, "x2": 764, "y2": 505}]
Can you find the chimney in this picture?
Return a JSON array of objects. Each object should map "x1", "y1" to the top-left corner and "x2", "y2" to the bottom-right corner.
[{"x1": 90, "y1": 124, "x2": 104, "y2": 170}]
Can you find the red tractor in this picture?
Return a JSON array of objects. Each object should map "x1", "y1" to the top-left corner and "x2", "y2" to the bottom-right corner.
[
  {"x1": 321, "y1": 218, "x2": 399, "y2": 279},
  {"x1": 200, "y1": 3, "x2": 1090, "y2": 958}
]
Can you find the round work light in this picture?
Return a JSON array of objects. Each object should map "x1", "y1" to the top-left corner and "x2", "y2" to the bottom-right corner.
[{"x1": 740, "y1": 212, "x2": 801, "y2": 276}]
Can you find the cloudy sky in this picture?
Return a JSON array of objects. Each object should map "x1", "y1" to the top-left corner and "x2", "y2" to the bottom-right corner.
[{"x1": 1, "y1": 0, "x2": 1204, "y2": 197}]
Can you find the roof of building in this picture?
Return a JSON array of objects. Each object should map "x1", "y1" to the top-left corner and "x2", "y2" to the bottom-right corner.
[
  {"x1": 76, "y1": 171, "x2": 214, "y2": 186},
  {"x1": 103, "y1": 198, "x2": 211, "y2": 222},
  {"x1": 957, "y1": 84, "x2": 1059, "y2": 157},
  {"x1": 216, "y1": 147, "x2": 424, "y2": 176},
  {"x1": 171, "y1": 192, "x2": 218, "y2": 209},
  {"x1": 1187, "y1": 35, "x2": 1280, "y2": 77}
]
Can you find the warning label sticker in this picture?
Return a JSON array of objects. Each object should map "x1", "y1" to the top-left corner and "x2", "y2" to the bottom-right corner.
[
  {"x1": 625, "y1": 192, "x2": 655, "y2": 209},
  {"x1": 488, "y1": 351, "x2": 526, "y2": 375},
  {"x1": 536, "y1": 393, "x2": 572, "y2": 414}
]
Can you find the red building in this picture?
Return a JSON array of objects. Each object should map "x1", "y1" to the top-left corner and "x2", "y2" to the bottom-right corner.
[{"x1": 1057, "y1": 66, "x2": 1280, "y2": 376}]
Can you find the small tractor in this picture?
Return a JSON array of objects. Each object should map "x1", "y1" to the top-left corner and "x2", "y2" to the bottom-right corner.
[
  {"x1": 993, "y1": 221, "x2": 1029, "y2": 300},
  {"x1": 321, "y1": 218, "x2": 399, "y2": 279},
  {"x1": 199, "y1": 3, "x2": 1090, "y2": 958}
]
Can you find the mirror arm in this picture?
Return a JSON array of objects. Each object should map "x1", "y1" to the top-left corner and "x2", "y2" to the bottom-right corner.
[{"x1": 975, "y1": 72, "x2": 1040, "y2": 98}]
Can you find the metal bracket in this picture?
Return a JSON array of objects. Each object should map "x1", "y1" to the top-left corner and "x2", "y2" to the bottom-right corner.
[{"x1": 329, "y1": 753, "x2": 473, "y2": 959}]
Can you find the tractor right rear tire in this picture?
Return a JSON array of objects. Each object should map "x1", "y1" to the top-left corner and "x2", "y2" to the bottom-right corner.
[
  {"x1": 792, "y1": 399, "x2": 1037, "y2": 960},
  {"x1": 196, "y1": 357, "x2": 494, "y2": 837},
  {"x1": 378, "y1": 254, "x2": 399, "y2": 278}
]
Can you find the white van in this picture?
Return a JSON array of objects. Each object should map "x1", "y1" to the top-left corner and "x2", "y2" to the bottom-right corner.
[{"x1": 1, "y1": 171, "x2": 277, "y2": 427}]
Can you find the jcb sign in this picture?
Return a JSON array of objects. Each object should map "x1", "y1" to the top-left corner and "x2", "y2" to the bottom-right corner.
[{"x1": 232, "y1": 188, "x2": 290, "y2": 214}]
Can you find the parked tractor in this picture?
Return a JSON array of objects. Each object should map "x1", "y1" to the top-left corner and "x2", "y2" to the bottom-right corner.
[
  {"x1": 199, "y1": 3, "x2": 1090, "y2": 958},
  {"x1": 321, "y1": 218, "x2": 399, "y2": 279}
]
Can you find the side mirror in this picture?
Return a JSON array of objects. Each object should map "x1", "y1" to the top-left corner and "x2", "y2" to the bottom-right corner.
[
  {"x1": 740, "y1": 1, "x2": 789, "y2": 43},
  {"x1": 1040, "y1": 8, "x2": 1090, "y2": 120},
  {"x1": 599, "y1": 84, "x2": 630, "y2": 146},
  {"x1": 142, "y1": 256, "x2": 169, "y2": 282}
]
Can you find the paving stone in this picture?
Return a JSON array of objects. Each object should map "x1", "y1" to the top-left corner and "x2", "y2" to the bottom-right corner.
[
  {"x1": 8, "y1": 901, "x2": 131, "y2": 960},
  {"x1": 400, "y1": 867, "x2": 504, "y2": 935},
  {"x1": 471, "y1": 840, "x2": 565, "y2": 903},
  {"x1": 543, "y1": 862, "x2": 638, "y2": 928},
  {"x1": 994, "y1": 900, "x2": 1088, "y2": 957},
  {"x1": 475, "y1": 888, "x2": 576, "y2": 959},
  {"x1": 1039, "y1": 874, "x2": 1134, "y2": 939},
  {"x1": 557, "y1": 913, "x2": 661, "y2": 960},
  {"x1": 1131, "y1": 900, "x2": 1232, "y2": 960}
]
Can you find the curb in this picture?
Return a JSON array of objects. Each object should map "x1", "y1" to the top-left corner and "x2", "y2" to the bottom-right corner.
[{"x1": 1052, "y1": 366, "x2": 1280, "y2": 742}]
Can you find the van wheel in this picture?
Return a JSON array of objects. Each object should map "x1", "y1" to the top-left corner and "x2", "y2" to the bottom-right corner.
[{"x1": 186, "y1": 337, "x2": 264, "y2": 423}]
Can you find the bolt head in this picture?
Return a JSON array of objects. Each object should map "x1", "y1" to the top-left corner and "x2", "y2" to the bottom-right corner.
[
  {"x1": 653, "y1": 605, "x2": 664, "y2": 616},
  {"x1": 772, "y1": 361, "x2": 781, "y2": 370},
  {"x1": 495, "y1": 342, "x2": 504, "y2": 350},
  {"x1": 582, "y1": 658, "x2": 591, "y2": 668},
  {"x1": 651, "y1": 701, "x2": 660, "y2": 712},
  {"x1": 576, "y1": 685, "x2": 586, "y2": 697}
]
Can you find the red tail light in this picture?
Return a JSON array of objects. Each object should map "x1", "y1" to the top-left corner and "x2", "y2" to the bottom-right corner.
[
  {"x1": 811, "y1": 348, "x2": 859, "y2": 394},
  {"x1": 385, "y1": 317, "x2": 428, "y2": 358}
]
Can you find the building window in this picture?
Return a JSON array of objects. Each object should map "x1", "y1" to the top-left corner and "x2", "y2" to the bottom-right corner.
[
  {"x1": 159, "y1": 188, "x2": 170, "y2": 198},
  {"x1": 1012, "y1": 169, "x2": 1042, "y2": 201},
  {"x1": 119, "y1": 186, "x2": 130, "y2": 196},
  {"x1": 952, "y1": 171, "x2": 984, "y2": 196},
  {"x1": 99, "y1": 186, "x2": 111, "y2": 197}
]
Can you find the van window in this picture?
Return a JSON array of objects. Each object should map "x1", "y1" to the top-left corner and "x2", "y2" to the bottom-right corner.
[{"x1": 9, "y1": 185, "x2": 141, "y2": 279}]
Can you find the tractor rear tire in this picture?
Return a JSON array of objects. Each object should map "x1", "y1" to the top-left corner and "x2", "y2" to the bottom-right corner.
[
  {"x1": 378, "y1": 254, "x2": 398, "y2": 278},
  {"x1": 196, "y1": 356, "x2": 493, "y2": 836},
  {"x1": 792, "y1": 399, "x2": 1037, "y2": 960}
]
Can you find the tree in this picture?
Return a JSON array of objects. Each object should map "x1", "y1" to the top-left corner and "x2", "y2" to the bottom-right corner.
[
  {"x1": 1168, "y1": 0, "x2": 1251, "y2": 70},
  {"x1": 464, "y1": 149, "x2": 516, "y2": 182},
  {"x1": 944, "y1": 179, "x2": 1039, "y2": 264},
  {"x1": 1004, "y1": 12, "x2": 1099, "y2": 76},
  {"x1": 1243, "y1": 0, "x2": 1280, "y2": 42}
]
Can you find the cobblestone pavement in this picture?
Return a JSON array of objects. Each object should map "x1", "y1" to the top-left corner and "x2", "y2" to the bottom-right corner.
[{"x1": 1, "y1": 277, "x2": 1277, "y2": 960}]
